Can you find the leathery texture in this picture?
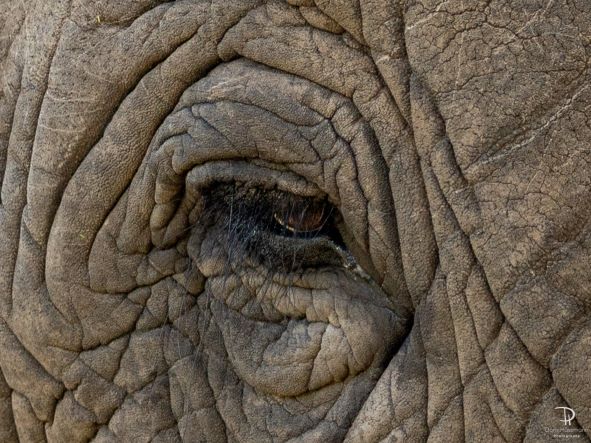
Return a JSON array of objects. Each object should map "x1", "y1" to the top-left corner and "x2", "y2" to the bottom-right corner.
[{"x1": 0, "y1": 0, "x2": 590, "y2": 442}]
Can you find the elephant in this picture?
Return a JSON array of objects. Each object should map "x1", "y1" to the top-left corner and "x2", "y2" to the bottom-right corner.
[{"x1": 0, "y1": 0, "x2": 590, "y2": 441}]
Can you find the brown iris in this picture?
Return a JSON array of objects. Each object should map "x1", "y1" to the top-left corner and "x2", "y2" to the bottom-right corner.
[{"x1": 273, "y1": 197, "x2": 330, "y2": 234}]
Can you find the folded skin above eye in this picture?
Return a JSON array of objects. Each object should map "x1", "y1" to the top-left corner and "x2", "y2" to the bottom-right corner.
[{"x1": 1, "y1": 1, "x2": 591, "y2": 442}]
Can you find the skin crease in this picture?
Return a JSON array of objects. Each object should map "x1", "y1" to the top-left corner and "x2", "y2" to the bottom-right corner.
[{"x1": 0, "y1": 0, "x2": 590, "y2": 441}]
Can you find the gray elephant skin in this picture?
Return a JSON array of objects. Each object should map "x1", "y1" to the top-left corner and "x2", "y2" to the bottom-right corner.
[{"x1": 0, "y1": 0, "x2": 590, "y2": 442}]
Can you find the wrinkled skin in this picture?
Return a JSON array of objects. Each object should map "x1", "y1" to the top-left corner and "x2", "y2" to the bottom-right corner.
[{"x1": 0, "y1": 0, "x2": 590, "y2": 442}]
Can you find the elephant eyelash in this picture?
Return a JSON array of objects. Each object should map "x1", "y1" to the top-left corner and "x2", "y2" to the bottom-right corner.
[{"x1": 201, "y1": 183, "x2": 350, "y2": 271}]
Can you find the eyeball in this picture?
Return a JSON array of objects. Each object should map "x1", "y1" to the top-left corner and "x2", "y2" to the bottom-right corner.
[{"x1": 273, "y1": 197, "x2": 330, "y2": 234}]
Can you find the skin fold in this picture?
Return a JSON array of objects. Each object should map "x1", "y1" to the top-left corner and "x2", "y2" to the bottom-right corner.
[{"x1": 0, "y1": 0, "x2": 590, "y2": 441}]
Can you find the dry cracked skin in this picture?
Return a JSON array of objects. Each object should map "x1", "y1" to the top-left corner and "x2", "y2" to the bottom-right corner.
[{"x1": 0, "y1": 0, "x2": 590, "y2": 442}]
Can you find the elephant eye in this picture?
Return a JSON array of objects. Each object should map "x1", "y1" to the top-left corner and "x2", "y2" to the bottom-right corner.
[
  {"x1": 201, "y1": 183, "x2": 350, "y2": 271},
  {"x1": 272, "y1": 195, "x2": 331, "y2": 236}
]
